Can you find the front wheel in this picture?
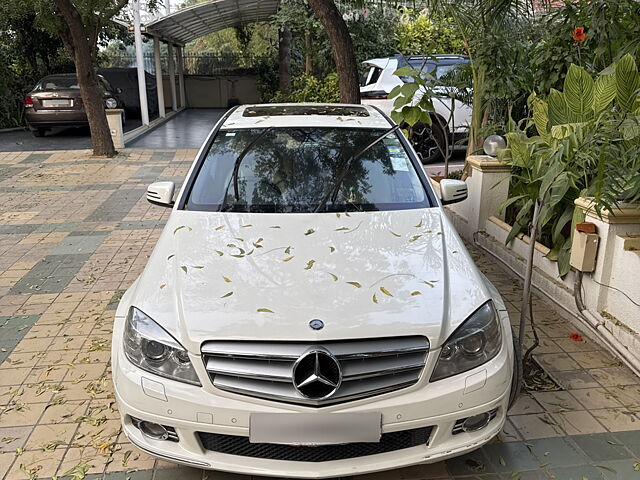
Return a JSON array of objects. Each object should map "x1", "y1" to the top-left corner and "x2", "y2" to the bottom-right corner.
[
  {"x1": 410, "y1": 120, "x2": 447, "y2": 164},
  {"x1": 508, "y1": 331, "x2": 523, "y2": 410}
]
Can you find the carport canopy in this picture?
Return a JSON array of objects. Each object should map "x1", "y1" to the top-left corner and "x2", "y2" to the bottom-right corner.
[
  {"x1": 145, "y1": 0, "x2": 280, "y2": 46},
  {"x1": 128, "y1": 0, "x2": 279, "y2": 129}
]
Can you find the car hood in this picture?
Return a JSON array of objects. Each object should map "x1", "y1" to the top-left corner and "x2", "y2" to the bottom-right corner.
[{"x1": 128, "y1": 209, "x2": 491, "y2": 351}]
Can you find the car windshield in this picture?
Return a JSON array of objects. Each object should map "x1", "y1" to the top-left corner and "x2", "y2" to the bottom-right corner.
[
  {"x1": 185, "y1": 127, "x2": 431, "y2": 213},
  {"x1": 36, "y1": 76, "x2": 80, "y2": 91}
]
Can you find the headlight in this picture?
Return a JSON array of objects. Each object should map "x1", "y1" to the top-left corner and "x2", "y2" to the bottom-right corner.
[
  {"x1": 105, "y1": 97, "x2": 118, "y2": 109},
  {"x1": 123, "y1": 307, "x2": 201, "y2": 386},
  {"x1": 430, "y1": 302, "x2": 502, "y2": 382}
]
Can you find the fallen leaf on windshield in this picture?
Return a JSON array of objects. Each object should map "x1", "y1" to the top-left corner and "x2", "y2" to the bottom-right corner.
[
  {"x1": 257, "y1": 308, "x2": 274, "y2": 313},
  {"x1": 409, "y1": 235, "x2": 422, "y2": 243},
  {"x1": 215, "y1": 225, "x2": 224, "y2": 231},
  {"x1": 329, "y1": 246, "x2": 336, "y2": 253},
  {"x1": 411, "y1": 291, "x2": 421, "y2": 296},
  {"x1": 284, "y1": 246, "x2": 292, "y2": 254},
  {"x1": 414, "y1": 219, "x2": 424, "y2": 228},
  {"x1": 380, "y1": 286, "x2": 393, "y2": 297},
  {"x1": 372, "y1": 294, "x2": 378, "y2": 304},
  {"x1": 389, "y1": 230, "x2": 401, "y2": 237},
  {"x1": 282, "y1": 256, "x2": 294, "y2": 262},
  {"x1": 270, "y1": 225, "x2": 281, "y2": 229},
  {"x1": 167, "y1": 254, "x2": 175, "y2": 260},
  {"x1": 159, "y1": 284, "x2": 166, "y2": 289},
  {"x1": 328, "y1": 273, "x2": 338, "y2": 281},
  {"x1": 335, "y1": 227, "x2": 349, "y2": 231},
  {"x1": 304, "y1": 260, "x2": 316, "y2": 270},
  {"x1": 234, "y1": 237, "x2": 245, "y2": 242},
  {"x1": 304, "y1": 228, "x2": 315, "y2": 235},
  {"x1": 223, "y1": 276, "x2": 232, "y2": 283},
  {"x1": 346, "y1": 281, "x2": 361, "y2": 288},
  {"x1": 241, "y1": 224, "x2": 252, "y2": 228},
  {"x1": 193, "y1": 266, "x2": 204, "y2": 269},
  {"x1": 423, "y1": 280, "x2": 436, "y2": 287},
  {"x1": 180, "y1": 266, "x2": 188, "y2": 273},
  {"x1": 173, "y1": 225, "x2": 192, "y2": 234},
  {"x1": 221, "y1": 291, "x2": 233, "y2": 298},
  {"x1": 215, "y1": 250, "x2": 224, "y2": 256}
]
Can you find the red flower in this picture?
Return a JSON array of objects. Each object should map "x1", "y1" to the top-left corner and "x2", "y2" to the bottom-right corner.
[
  {"x1": 573, "y1": 27, "x2": 586, "y2": 42},
  {"x1": 569, "y1": 332, "x2": 584, "y2": 342}
]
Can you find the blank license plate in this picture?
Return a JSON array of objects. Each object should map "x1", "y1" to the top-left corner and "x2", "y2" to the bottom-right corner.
[
  {"x1": 42, "y1": 99, "x2": 72, "y2": 107},
  {"x1": 250, "y1": 412, "x2": 382, "y2": 445}
]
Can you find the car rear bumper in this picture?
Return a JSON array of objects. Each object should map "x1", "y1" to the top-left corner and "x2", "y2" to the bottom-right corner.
[{"x1": 25, "y1": 110, "x2": 87, "y2": 128}]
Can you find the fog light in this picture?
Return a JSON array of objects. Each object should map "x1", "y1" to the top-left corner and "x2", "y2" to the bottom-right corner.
[
  {"x1": 462, "y1": 412, "x2": 492, "y2": 432},
  {"x1": 452, "y1": 408, "x2": 498, "y2": 435},
  {"x1": 139, "y1": 421, "x2": 169, "y2": 440}
]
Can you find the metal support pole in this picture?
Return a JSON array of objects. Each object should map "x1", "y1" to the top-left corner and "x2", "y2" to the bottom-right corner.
[
  {"x1": 167, "y1": 44, "x2": 178, "y2": 112},
  {"x1": 153, "y1": 37, "x2": 166, "y2": 118},
  {"x1": 177, "y1": 45, "x2": 186, "y2": 109},
  {"x1": 132, "y1": 0, "x2": 149, "y2": 126}
]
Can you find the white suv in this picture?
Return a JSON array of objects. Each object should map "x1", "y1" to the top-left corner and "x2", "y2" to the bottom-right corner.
[
  {"x1": 112, "y1": 103, "x2": 520, "y2": 478},
  {"x1": 361, "y1": 55, "x2": 472, "y2": 163}
]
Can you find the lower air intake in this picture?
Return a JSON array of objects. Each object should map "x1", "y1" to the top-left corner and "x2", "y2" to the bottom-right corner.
[{"x1": 197, "y1": 426, "x2": 432, "y2": 462}]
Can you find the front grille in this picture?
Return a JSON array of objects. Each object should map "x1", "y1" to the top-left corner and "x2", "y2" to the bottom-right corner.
[
  {"x1": 198, "y1": 426, "x2": 432, "y2": 462},
  {"x1": 201, "y1": 336, "x2": 429, "y2": 406}
]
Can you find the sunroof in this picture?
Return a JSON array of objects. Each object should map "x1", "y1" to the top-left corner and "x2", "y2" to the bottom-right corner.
[{"x1": 242, "y1": 105, "x2": 370, "y2": 117}]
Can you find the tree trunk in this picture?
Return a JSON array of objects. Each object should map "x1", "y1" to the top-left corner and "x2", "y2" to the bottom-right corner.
[
  {"x1": 54, "y1": 0, "x2": 115, "y2": 157},
  {"x1": 278, "y1": 28, "x2": 292, "y2": 93},
  {"x1": 305, "y1": 32, "x2": 313, "y2": 75},
  {"x1": 307, "y1": 0, "x2": 360, "y2": 104}
]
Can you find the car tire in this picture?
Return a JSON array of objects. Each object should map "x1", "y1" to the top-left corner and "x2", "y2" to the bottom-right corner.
[
  {"x1": 32, "y1": 128, "x2": 46, "y2": 138},
  {"x1": 411, "y1": 119, "x2": 447, "y2": 164},
  {"x1": 508, "y1": 331, "x2": 523, "y2": 410}
]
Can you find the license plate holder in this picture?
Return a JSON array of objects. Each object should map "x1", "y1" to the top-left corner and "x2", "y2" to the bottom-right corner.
[
  {"x1": 42, "y1": 99, "x2": 72, "y2": 107},
  {"x1": 249, "y1": 412, "x2": 382, "y2": 445}
]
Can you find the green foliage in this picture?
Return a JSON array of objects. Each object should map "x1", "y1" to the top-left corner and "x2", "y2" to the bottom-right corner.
[
  {"x1": 502, "y1": 55, "x2": 640, "y2": 276},
  {"x1": 269, "y1": 73, "x2": 340, "y2": 103},
  {"x1": 531, "y1": 0, "x2": 640, "y2": 93},
  {"x1": 388, "y1": 67, "x2": 435, "y2": 127},
  {"x1": 394, "y1": 9, "x2": 465, "y2": 56}
]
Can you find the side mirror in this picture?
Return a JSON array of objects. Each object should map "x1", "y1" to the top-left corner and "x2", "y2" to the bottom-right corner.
[
  {"x1": 147, "y1": 181, "x2": 175, "y2": 207},
  {"x1": 439, "y1": 179, "x2": 467, "y2": 205}
]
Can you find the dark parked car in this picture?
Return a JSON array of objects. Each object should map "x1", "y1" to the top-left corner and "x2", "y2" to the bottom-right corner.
[{"x1": 24, "y1": 73, "x2": 125, "y2": 137}]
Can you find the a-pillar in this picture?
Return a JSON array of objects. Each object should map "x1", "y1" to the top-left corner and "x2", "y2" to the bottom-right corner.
[
  {"x1": 167, "y1": 43, "x2": 178, "y2": 112},
  {"x1": 153, "y1": 36, "x2": 165, "y2": 118},
  {"x1": 176, "y1": 45, "x2": 186, "y2": 108}
]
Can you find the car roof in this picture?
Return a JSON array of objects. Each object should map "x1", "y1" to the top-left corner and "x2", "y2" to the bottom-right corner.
[
  {"x1": 363, "y1": 54, "x2": 469, "y2": 66},
  {"x1": 222, "y1": 103, "x2": 393, "y2": 129}
]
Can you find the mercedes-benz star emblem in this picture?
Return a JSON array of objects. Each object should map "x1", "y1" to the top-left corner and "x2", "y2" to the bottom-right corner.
[
  {"x1": 292, "y1": 349, "x2": 341, "y2": 399},
  {"x1": 309, "y1": 319, "x2": 324, "y2": 330}
]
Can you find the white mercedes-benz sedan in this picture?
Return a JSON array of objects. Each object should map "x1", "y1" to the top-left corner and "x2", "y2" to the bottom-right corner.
[{"x1": 112, "y1": 103, "x2": 521, "y2": 478}]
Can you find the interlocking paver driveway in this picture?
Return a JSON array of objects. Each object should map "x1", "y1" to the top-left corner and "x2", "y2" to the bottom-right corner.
[{"x1": 0, "y1": 149, "x2": 639, "y2": 480}]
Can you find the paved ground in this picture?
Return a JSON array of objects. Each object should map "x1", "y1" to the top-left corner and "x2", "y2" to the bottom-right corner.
[
  {"x1": 127, "y1": 109, "x2": 225, "y2": 149},
  {"x1": 0, "y1": 149, "x2": 639, "y2": 480},
  {"x1": 0, "y1": 120, "x2": 145, "y2": 153}
]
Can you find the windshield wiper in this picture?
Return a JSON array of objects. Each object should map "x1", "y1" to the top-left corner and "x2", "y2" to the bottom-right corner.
[
  {"x1": 219, "y1": 127, "x2": 275, "y2": 212},
  {"x1": 314, "y1": 124, "x2": 401, "y2": 213}
]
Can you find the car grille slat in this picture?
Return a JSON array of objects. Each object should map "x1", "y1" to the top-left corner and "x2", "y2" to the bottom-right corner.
[
  {"x1": 197, "y1": 426, "x2": 432, "y2": 462},
  {"x1": 201, "y1": 336, "x2": 429, "y2": 406}
]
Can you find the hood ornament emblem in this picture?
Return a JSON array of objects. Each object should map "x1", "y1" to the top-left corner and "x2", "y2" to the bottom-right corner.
[
  {"x1": 309, "y1": 319, "x2": 324, "y2": 330},
  {"x1": 293, "y1": 349, "x2": 342, "y2": 399}
]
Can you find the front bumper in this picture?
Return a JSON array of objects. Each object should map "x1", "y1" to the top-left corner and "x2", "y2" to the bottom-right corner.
[{"x1": 112, "y1": 316, "x2": 513, "y2": 478}]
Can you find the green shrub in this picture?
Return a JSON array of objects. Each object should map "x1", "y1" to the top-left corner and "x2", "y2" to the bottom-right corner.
[{"x1": 269, "y1": 73, "x2": 340, "y2": 103}]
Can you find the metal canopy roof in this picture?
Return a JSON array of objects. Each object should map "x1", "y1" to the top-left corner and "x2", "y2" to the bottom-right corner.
[{"x1": 145, "y1": 0, "x2": 279, "y2": 45}]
